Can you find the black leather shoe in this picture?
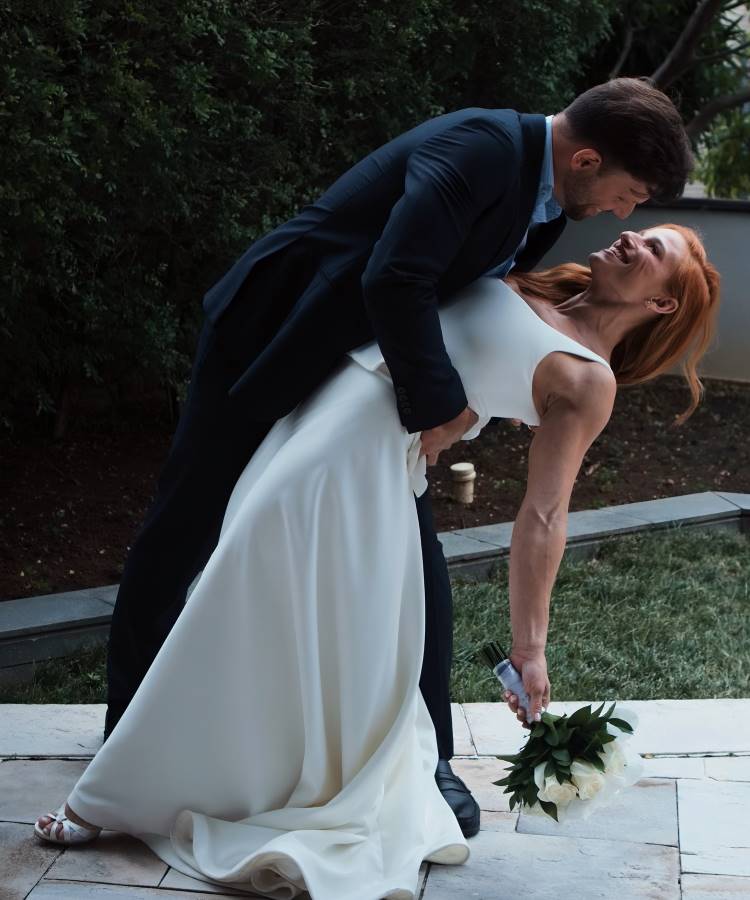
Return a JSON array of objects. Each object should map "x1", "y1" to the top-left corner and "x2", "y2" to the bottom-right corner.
[{"x1": 435, "y1": 758, "x2": 480, "y2": 838}]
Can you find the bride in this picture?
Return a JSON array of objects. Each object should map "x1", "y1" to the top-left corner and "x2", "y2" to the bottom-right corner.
[{"x1": 35, "y1": 224, "x2": 718, "y2": 899}]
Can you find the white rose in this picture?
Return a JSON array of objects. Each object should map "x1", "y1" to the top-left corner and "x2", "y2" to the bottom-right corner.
[
  {"x1": 599, "y1": 739, "x2": 626, "y2": 776},
  {"x1": 533, "y1": 763, "x2": 578, "y2": 808},
  {"x1": 542, "y1": 775, "x2": 578, "y2": 807},
  {"x1": 533, "y1": 763, "x2": 576, "y2": 806},
  {"x1": 570, "y1": 759, "x2": 606, "y2": 800}
]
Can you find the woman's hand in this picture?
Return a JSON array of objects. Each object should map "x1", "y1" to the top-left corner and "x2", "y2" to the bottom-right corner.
[{"x1": 503, "y1": 649, "x2": 550, "y2": 729}]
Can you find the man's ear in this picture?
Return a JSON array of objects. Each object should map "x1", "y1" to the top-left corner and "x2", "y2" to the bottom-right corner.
[{"x1": 570, "y1": 148, "x2": 602, "y2": 172}]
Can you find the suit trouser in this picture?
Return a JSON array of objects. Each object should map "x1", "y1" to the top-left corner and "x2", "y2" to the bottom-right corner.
[{"x1": 105, "y1": 303, "x2": 455, "y2": 760}]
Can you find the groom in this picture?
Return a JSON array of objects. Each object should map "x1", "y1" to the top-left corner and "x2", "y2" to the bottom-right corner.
[{"x1": 104, "y1": 77, "x2": 692, "y2": 837}]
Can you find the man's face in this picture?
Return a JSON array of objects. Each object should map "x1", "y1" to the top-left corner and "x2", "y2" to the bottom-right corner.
[{"x1": 558, "y1": 155, "x2": 651, "y2": 221}]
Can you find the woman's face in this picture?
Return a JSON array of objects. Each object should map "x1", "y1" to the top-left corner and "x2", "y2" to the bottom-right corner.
[{"x1": 588, "y1": 227, "x2": 689, "y2": 310}]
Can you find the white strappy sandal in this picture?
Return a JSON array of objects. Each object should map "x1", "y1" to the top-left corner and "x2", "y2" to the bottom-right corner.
[{"x1": 34, "y1": 803, "x2": 102, "y2": 845}]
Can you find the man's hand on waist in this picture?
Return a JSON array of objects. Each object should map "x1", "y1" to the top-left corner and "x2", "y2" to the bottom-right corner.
[{"x1": 419, "y1": 406, "x2": 479, "y2": 466}]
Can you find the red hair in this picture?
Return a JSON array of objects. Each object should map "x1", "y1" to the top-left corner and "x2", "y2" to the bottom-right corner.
[{"x1": 512, "y1": 224, "x2": 721, "y2": 424}]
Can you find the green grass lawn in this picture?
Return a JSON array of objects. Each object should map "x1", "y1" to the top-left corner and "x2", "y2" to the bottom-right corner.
[
  {"x1": 1, "y1": 643, "x2": 108, "y2": 704},
  {"x1": 2, "y1": 527, "x2": 748, "y2": 705},
  {"x1": 452, "y1": 526, "x2": 750, "y2": 704}
]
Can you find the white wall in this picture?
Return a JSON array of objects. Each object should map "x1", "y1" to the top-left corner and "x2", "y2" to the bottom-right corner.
[{"x1": 537, "y1": 204, "x2": 750, "y2": 381}]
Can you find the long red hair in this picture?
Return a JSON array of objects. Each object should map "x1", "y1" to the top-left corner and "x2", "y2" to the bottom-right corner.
[{"x1": 512, "y1": 224, "x2": 721, "y2": 424}]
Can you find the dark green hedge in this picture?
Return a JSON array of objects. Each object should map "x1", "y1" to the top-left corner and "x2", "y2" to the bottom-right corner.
[{"x1": 0, "y1": 0, "x2": 614, "y2": 435}]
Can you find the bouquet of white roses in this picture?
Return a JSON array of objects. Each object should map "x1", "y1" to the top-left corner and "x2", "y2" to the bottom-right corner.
[{"x1": 478, "y1": 643, "x2": 642, "y2": 821}]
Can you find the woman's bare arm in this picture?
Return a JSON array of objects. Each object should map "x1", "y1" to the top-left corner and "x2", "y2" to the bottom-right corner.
[{"x1": 505, "y1": 352, "x2": 616, "y2": 723}]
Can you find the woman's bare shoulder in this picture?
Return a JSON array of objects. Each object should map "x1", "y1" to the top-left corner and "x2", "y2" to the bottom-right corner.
[{"x1": 534, "y1": 352, "x2": 616, "y2": 436}]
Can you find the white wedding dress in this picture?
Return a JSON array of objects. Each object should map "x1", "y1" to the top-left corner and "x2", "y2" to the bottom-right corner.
[{"x1": 64, "y1": 278, "x2": 611, "y2": 899}]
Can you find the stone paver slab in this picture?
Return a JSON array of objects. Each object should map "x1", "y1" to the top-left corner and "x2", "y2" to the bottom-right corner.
[
  {"x1": 0, "y1": 759, "x2": 90, "y2": 823},
  {"x1": 44, "y1": 832, "x2": 167, "y2": 887},
  {"x1": 681, "y1": 873, "x2": 750, "y2": 898},
  {"x1": 451, "y1": 758, "x2": 513, "y2": 812},
  {"x1": 92, "y1": 585, "x2": 119, "y2": 607},
  {"x1": 475, "y1": 810, "x2": 517, "y2": 833},
  {"x1": 28, "y1": 880, "x2": 243, "y2": 898},
  {"x1": 454, "y1": 521, "x2": 514, "y2": 549},
  {"x1": 161, "y1": 865, "x2": 294, "y2": 895},
  {"x1": 463, "y1": 700, "x2": 750, "y2": 756},
  {"x1": 517, "y1": 777, "x2": 678, "y2": 847},
  {"x1": 464, "y1": 700, "x2": 632, "y2": 756},
  {"x1": 0, "y1": 591, "x2": 114, "y2": 639},
  {"x1": 422, "y1": 829, "x2": 680, "y2": 899},
  {"x1": 679, "y1": 780, "x2": 750, "y2": 877},
  {"x1": 439, "y1": 530, "x2": 498, "y2": 561},
  {"x1": 705, "y1": 756, "x2": 750, "y2": 782},
  {"x1": 565, "y1": 507, "x2": 648, "y2": 539},
  {"x1": 614, "y1": 492, "x2": 739, "y2": 524},
  {"x1": 0, "y1": 820, "x2": 61, "y2": 900},
  {"x1": 639, "y1": 756, "x2": 706, "y2": 779},
  {"x1": 451, "y1": 703, "x2": 476, "y2": 756},
  {"x1": 0, "y1": 704, "x2": 104, "y2": 756},
  {"x1": 621, "y1": 700, "x2": 750, "y2": 754},
  {"x1": 462, "y1": 703, "x2": 529, "y2": 757},
  {"x1": 716, "y1": 492, "x2": 750, "y2": 514}
]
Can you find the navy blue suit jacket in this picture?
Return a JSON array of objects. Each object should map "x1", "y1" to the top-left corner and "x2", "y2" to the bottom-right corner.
[{"x1": 203, "y1": 108, "x2": 566, "y2": 432}]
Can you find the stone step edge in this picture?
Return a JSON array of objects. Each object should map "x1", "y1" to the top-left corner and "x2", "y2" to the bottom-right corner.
[
  {"x1": 1, "y1": 491, "x2": 748, "y2": 644},
  {"x1": 440, "y1": 490, "x2": 749, "y2": 564}
]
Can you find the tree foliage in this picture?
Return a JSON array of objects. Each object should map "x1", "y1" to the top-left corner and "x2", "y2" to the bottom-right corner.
[
  {"x1": 1, "y1": 1, "x2": 317, "y2": 432},
  {"x1": 1, "y1": 0, "x2": 619, "y2": 435},
  {"x1": 697, "y1": 108, "x2": 750, "y2": 197},
  {"x1": 585, "y1": 0, "x2": 750, "y2": 198}
]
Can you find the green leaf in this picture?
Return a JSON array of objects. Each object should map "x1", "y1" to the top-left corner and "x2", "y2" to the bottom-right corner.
[
  {"x1": 608, "y1": 717, "x2": 634, "y2": 734},
  {"x1": 588, "y1": 755, "x2": 606, "y2": 773},
  {"x1": 526, "y1": 741, "x2": 550, "y2": 768},
  {"x1": 544, "y1": 726, "x2": 560, "y2": 747},
  {"x1": 538, "y1": 799, "x2": 559, "y2": 822},
  {"x1": 551, "y1": 748, "x2": 571, "y2": 764},
  {"x1": 566, "y1": 705, "x2": 592, "y2": 727},
  {"x1": 544, "y1": 760, "x2": 556, "y2": 778}
]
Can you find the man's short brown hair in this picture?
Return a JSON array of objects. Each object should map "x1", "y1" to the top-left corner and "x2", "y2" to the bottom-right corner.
[{"x1": 563, "y1": 77, "x2": 693, "y2": 202}]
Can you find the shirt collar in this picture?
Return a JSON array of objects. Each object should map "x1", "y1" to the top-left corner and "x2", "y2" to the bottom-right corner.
[{"x1": 532, "y1": 115, "x2": 561, "y2": 223}]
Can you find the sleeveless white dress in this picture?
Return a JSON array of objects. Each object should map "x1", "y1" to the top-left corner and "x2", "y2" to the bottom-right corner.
[{"x1": 64, "y1": 278, "x2": 611, "y2": 900}]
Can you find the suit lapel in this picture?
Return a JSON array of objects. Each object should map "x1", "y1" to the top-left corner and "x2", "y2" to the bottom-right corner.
[
  {"x1": 480, "y1": 112, "x2": 549, "y2": 273},
  {"x1": 513, "y1": 213, "x2": 567, "y2": 272}
]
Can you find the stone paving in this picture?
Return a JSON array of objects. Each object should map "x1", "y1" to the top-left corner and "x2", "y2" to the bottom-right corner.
[{"x1": 1, "y1": 700, "x2": 749, "y2": 899}]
